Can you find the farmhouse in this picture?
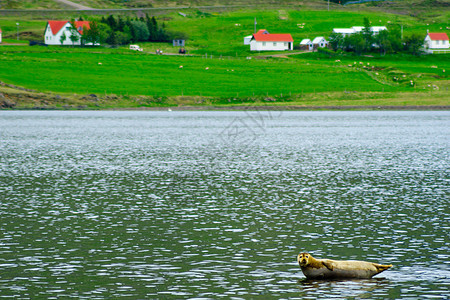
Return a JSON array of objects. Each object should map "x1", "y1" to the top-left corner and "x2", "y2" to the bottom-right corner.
[
  {"x1": 0, "y1": 28, "x2": 2, "y2": 43},
  {"x1": 44, "y1": 20, "x2": 91, "y2": 46},
  {"x1": 424, "y1": 32, "x2": 449, "y2": 53},
  {"x1": 250, "y1": 29, "x2": 293, "y2": 51}
]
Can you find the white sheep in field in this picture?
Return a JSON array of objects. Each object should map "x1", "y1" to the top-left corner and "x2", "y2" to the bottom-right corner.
[{"x1": 179, "y1": 65, "x2": 183, "y2": 69}]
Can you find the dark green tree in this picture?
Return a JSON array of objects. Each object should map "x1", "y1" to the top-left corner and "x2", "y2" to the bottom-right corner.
[
  {"x1": 374, "y1": 29, "x2": 391, "y2": 55},
  {"x1": 83, "y1": 21, "x2": 105, "y2": 45},
  {"x1": 117, "y1": 16, "x2": 125, "y2": 32},
  {"x1": 106, "y1": 30, "x2": 117, "y2": 46},
  {"x1": 362, "y1": 17, "x2": 373, "y2": 52},
  {"x1": 106, "y1": 15, "x2": 117, "y2": 31},
  {"x1": 329, "y1": 31, "x2": 343, "y2": 51},
  {"x1": 130, "y1": 20, "x2": 149, "y2": 41},
  {"x1": 115, "y1": 31, "x2": 131, "y2": 45},
  {"x1": 349, "y1": 33, "x2": 365, "y2": 55},
  {"x1": 404, "y1": 33, "x2": 424, "y2": 56},
  {"x1": 149, "y1": 16, "x2": 158, "y2": 41},
  {"x1": 387, "y1": 25, "x2": 402, "y2": 53},
  {"x1": 68, "y1": 27, "x2": 80, "y2": 46}
]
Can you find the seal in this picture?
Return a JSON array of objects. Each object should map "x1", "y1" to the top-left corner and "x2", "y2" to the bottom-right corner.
[{"x1": 297, "y1": 252, "x2": 393, "y2": 279}]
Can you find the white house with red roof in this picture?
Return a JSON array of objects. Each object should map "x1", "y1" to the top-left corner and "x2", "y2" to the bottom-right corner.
[
  {"x1": 44, "y1": 20, "x2": 92, "y2": 46},
  {"x1": 424, "y1": 32, "x2": 449, "y2": 53},
  {"x1": 0, "y1": 28, "x2": 2, "y2": 43},
  {"x1": 250, "y1": 29, "x2": 293, "y2": 51}
]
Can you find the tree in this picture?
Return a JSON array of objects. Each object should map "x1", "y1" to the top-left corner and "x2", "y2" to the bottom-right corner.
[
  {"x1": 117, "y1": 16, "x2": 125, "y2": 32},
  {"x1": 59, "y1": 32, "x2": 67, "y2": 45},
  {"x1": 374, "y1": 29, "x2": 391, "y2": 55},
  {"x1": 130, "y1": 20, "x2": 149, "y2": 41},
  {"x1": 106, "y1": 15, "x2": 117, "y2": 31},
  {"x1": 362, "y1": 17, "x2": 373, "y2": 52},
  {"x1": 387, "y1": 25, "x2": 402, "y2": 53},
  {"x1": 68, "y1": 27, "x2": 80, "y2": 46},
  {"x1": 149, "y1": 16, "x2": 158, "y2": 41},
  {"x1": 125, "y1": 20, "x2": 137, "y2": 42},
  {"x1": 404, "y1": 33, "x2": 424, "y2": 56},
  {"x1": 106, "y1": 30, "x2": 117, "y2": 46},
  {"x1": 329, "y1": 31, "x2": 343, "y2": 51},
  {"x1": 115, "y1": 31, "x2": 131, "y2": 45},
  {"x1": 83, "y1": 21, "x2": 104, "y2": 45},
  {"x1": 349, "y1": 33, "x2": 365, "y2": 55}
]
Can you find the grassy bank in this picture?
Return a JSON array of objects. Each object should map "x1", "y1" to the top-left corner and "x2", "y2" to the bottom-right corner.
[
  {"x1": 1, "y1": 81, "x2": 448, "y2": 110},
  {"x1": 0, "y1": 46, "x2": 448, "y2": 110}
]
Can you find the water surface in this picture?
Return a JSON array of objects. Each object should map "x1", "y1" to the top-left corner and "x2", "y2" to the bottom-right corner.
[{"x1": 0, "y1": 111, "x2": 448, "y2": 299}]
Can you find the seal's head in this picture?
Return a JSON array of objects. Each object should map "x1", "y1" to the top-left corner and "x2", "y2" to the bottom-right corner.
[{"x1": 298, "y1": 252, "x2": 311, "y2": 267}]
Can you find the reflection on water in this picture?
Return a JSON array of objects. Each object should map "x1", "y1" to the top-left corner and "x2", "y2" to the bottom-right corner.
[{"x1": 0, "y1": 111, "x2": 449, "y2": 299}]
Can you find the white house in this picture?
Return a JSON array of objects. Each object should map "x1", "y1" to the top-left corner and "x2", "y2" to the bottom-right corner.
[
  {"x1": 424, "y1": 32, "x2": 449, "y2": 53},
  {"x1": 300, "y1": 38, "x2": 313, "y2": 50},
  {"x1": 250, "y1": 29, "x2": 293, "y2": 51},
  {"x1": 244, "y1": 35, "x2": 252, "y2": 45},
  {"x1": 370, "y1": 26, "x2": 387, "y2": 34},
  {"x1": 333, "y1": 26, "x2": 387, "y2": 37},
  {"x1": 333, "y1": 28, "x2": 356, "y2": 37},
  {"x1": 44, "y1": 20, "x2": 91, "y2": 46},
  {"x1": 312, "y1": 36, "x2": 328, "y2": 49},
  {"x1": 0, "y1": 28, "x2": 2, "y2": 43}
]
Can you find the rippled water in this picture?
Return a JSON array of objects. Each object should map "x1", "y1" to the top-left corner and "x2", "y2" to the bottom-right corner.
[{"x1": 0, "y1": 110, "x2": 449, "y2": 299}]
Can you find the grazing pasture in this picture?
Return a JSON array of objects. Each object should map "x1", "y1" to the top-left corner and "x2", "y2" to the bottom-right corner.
[{"x1": 0, "y1": 46, "x2": 409, "y2": 98}]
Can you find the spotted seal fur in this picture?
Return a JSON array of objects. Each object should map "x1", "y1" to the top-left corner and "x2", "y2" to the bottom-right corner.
[{"x1": 298, "y1": 252, "x2": 392, "y2": 279}]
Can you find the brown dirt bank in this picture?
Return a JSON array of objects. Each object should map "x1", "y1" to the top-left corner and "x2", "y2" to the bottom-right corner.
[{"x1": 1, "y1": 82, "x2": 449, "y2": 111}]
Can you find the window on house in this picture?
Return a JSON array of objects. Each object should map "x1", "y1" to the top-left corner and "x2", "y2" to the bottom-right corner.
[
  {"x1": 284, "y1": 42, "x2": 287, "y2": 46},
  {"x1": 273, "y1": 42, "x2": 277, "y2": 46},
  {"x1": 262, "y1": 42, "x2": 266, "y2": 46}
]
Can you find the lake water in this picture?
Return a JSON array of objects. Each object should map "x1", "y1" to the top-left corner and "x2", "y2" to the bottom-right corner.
[{"x1": 0, "y1": 110, "x2": 449, "y2": 299}]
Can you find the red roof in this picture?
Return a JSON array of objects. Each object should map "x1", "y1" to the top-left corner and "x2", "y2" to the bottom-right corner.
[
  {"x1": 253, "y1": 29, "x2": 293, "y2": 42},
  {"x1": 74, "y1": 21, "x2": 90, "y2": 34},
  {"x1": 47, "y1": 20, "x2": 90, "y2": 35},
  {"x1": 47, "y1": 20, "x2": 70, "y2": 35},
  {"x1": 428, "y1": 32, "x2": 449, "y2": 41}
]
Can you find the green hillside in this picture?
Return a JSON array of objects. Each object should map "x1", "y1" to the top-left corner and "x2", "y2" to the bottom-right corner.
[{"x1": 0, "y1": 2, "x2": 448, "y2": 109}]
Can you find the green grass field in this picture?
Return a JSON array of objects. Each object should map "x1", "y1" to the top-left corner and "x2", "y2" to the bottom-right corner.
[
  {"x1": 0, "y1": 5, "x2": 449, "y2": 108},
  {"x1": 0, "y1": 46, "x2": 448, "y2": 99}
]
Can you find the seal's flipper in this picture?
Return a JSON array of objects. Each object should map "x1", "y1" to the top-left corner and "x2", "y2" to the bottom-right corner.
[
  {"x1": 374, "y1": 264, "x2": 393, "y2": 273},
  {"x1": 322, "y1": 261, "x2": 334, "y2": 271}
]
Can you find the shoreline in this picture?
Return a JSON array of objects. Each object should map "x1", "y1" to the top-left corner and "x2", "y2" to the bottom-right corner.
[
  {"x1": 1, "y1": 82, "x2": 449, "y2": 111},
  {"x1": 105, "y1": 105, "x2": 450, "y2": 111},
  {"x1": 5, "y1": 105, "x2": 450, "y2": 111}
]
